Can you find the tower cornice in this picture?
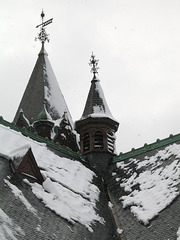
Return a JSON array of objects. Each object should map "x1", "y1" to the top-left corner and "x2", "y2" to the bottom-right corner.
[{"x1": 75, "y1": 117, "x2": 119, "y2": 133}]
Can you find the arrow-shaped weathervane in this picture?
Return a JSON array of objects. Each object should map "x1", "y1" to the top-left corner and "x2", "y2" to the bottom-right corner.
[{"x1": 36, "y1": 18, "x2": 53, "y2": 29}]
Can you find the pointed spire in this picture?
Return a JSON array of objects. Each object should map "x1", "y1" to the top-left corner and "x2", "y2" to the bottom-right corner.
[
  {"x1": 14, "y1": 12, "x2": 73, "y2": 128},
  {"x1": 13, "y1": 11, "x2": 79, "y2": 151},
  {"x1": 80, "y1": 53, "x2": 113, "y2": 119}
]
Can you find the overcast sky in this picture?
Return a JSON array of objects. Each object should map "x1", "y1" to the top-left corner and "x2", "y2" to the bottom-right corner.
[{"x1": 1, "y1": 0, "x2": 180, "y2": 153}]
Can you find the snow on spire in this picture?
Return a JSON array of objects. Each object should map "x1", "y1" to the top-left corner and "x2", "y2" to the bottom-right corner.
[{"x1": 80, "y1": 53, "x2": 115, "y2": 120}]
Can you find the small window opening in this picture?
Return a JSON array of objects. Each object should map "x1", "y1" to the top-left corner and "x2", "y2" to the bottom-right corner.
[
  {"x1": 107, "y1": 131, "x2": 115, "y2": 153},
  {"x1": 83, "y1": 133, "x2": 90, "y2": 152},
  {"x1": 94, "y1": 131, "x2": 103, "y2": 149}
]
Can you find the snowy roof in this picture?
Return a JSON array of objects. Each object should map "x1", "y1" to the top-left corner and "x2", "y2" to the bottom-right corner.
[
  {"x1": 13, "y1": 45, "x2": 74, "y2": 127},
  {"x1": 105, "y1": 142, "x2": 180, "y2": 240},
  {"x1": 0, "y1": 122, "x2": 119, "y2": 239},
  {"x1": 81, "y1": 75, "x2": 115, "y2": 120}
]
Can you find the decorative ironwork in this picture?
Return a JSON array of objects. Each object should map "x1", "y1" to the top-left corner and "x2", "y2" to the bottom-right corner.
[
  {"x1": 35, "y1": 10, "x2": 53, "y2": 43},
  {"x1": 89, "y1": 52, "x2": 99, "y2": 75}
]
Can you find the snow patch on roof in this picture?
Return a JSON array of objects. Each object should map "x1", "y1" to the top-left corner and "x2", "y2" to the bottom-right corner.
[
  {"x1": 177, "y1": 227, "x2": 180, "y2": 240},
  {"x1": 43, "y1": 55, "x2": 74, "y2": 127},
  {"x1": 93, "y1": 105, "x2": 104, "y2": 114},
  {"x1": 0, "y1": 208, "x2": 25, "y2": 240},
  {"x1": 88, "y1": 105, "x2": 114, "y2": 119},
  {"x1": 29, "y1": 178, "x2": 104, "y2": 232},
  {"x1": 0, "y1": 124, "x2": 104, "y2": 230},
  {"x1": 4, "y1": 179, "x2": 37, "y2": 216},
  {"x1": 116, "y1": 143, "x2": 180, "y2": 225},
  {"x1": 94, "y1": 81, "x2": 113, "y2": 118},
  {"x1": 117, "y1": 228, "x2": 123, "y2": 235}
]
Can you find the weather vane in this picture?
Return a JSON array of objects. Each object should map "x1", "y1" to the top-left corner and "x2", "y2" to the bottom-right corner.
[
  {"x1": 89, "y1": 52, "x2": 99, "y2": 76},
  {"x1": 35, "y1": 10, "x2": 53, "y2": 43}
]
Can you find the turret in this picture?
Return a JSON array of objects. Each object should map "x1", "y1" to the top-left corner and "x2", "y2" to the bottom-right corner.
[
  {"x1": 75, "y1": 53, "x2": 119, "y2": 173},
  {"x1": 33, "y1": 101, "x2": 54, "y2": 139},
  {"x1": 16, "y1": 109, "x2": 29, "y2": 129}
]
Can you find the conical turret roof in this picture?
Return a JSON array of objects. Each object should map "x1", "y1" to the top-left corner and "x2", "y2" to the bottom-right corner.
[
  {"x1": 81, "y1": 53, "x2": 114, "y2": 121},
  {"x1": 13, "y1": 44, "x2": 73, "y2": 127},
  {"x1": 81, "y1": 74, "x2": 113, "y2": 119}
]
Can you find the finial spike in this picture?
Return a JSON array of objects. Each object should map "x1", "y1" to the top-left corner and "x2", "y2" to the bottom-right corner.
[
  {"x1": 89, "y1": 52, "x2": 99, "y2": 76},
  {"x1": 41, "y1": 9, "x2": 45, "y2": 20}
]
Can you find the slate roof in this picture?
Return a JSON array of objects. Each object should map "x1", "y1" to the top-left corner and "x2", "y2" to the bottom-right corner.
[
  {"x1": 13, "y1": 44, "x2": 73, "y2": 127},
  {"x1": 0, "y1": 157, "x2": 88, "y2": 240},
  {"x1": 105, "y1": 139, "x2": 180, "y2": 240},
  {"x1": 0, "y1": 119, "x2": 119, "y2": 240},
  {"x1": 81, "y1": 74, "x2": 114, "y2": 120},
  {"x1": 0, "y1": 157, "x2": 120, "y2": 240}
]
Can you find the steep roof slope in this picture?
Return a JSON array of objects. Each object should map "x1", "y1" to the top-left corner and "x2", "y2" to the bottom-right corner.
[
  {"x1": 81, "y1": 74, "x2": 114, "y2": 120},
  {"x1": 13, "y1": 45, "x2": 73, "y2": 127},
  {"x1": 0, "y1": 157, "x2": 91, "y2": 240},
  {"x1": 80, "y1": 53, "x2": 116, "y2": 121},
  {"x1": 0, "y1": 122, "x2": 119, "y2": 239},
  {"x1": 105, "y1": 140, "x2": 180, "y2": 240}
]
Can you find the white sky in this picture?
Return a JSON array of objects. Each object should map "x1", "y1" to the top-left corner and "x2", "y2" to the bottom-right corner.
[{"x1": 1, "y1": 0, "x2": 180, "y2": 153}]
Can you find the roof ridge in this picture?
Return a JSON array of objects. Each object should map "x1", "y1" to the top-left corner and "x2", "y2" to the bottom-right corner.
[
  {"x1": 0, "y1": 116, "x2": 83, "y2": 161},
  {"x1": 113, "y1": 133, "x2": 180, "y2": 162}
]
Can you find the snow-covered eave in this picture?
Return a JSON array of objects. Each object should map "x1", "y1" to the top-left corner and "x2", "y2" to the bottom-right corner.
[
  {"x1": 77, "y1": 115, "x2": 119, "y2": 126},
  {"x1": 0, "y1": 117, "x2": 83, "y2": 161},
  {"x1": 87, "y1": 113, "x2": 118, "y2": 122}
]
